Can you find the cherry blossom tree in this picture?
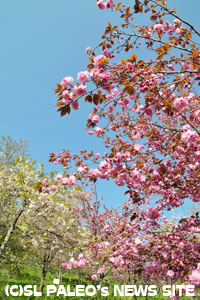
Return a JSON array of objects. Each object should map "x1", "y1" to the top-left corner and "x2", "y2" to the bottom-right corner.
[
  {"x1": 61, "y1": 197, "x2": 200, "y2": 291},
  {"x1": 0, "y1": 142, "x2": 87, "y2": 290},
  {"x1": 0, "y1": 156, "x2": 40, "y2": 259},
  {"x1": 19, "y1": 177, "x2": 86, "y2": 293},
  {"x1": 52, "y1": 0, "x2": 200, "y2": 291}
]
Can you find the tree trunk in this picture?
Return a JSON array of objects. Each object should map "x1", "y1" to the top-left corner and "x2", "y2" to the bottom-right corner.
[
  {"x1": 39, "y1": 263, "x2": 47, "y2": 293},
  {"x1": 39, "y1": 250, "x2": 57, "y2": 293},
  {"x1": 0, "y1": 207, "x2": 24, "y2": 257}
]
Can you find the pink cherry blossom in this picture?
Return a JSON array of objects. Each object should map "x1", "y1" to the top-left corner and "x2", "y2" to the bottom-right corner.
[
  {"x1": 72, "y1": 84, "x2": 87, "y2": 96},
  {"x1": 62, "y1": 90, "x2": 73, "y2": 105},
  {"x1": 77, "y1": 71, "x2": 89, "y2": 83},
  {"x1": 85, "y1": 46, "x2": 91, "y2": 54},
  {"x1": 174, "y1": 19, "x2": 181, "y2": 26},
  {"x1": 72, "y1": 101, "x2": 79, "y2": 110},
  {"x1": 167, "y1": 270, "x2": 174, "y2": 278},
  {"x1": 146, "y1": 207, "x2": 161, "y2": 220},
  {"x1": 181, "y1": 129, "x2": 199, "y2": 144},
  {"x1": 189, "y1": 267, "x2": 200, "y2": 286},
  {"x1": 50, "y1": 185, "x2": 58, "y2": 191},
  {"x1": 134, "y1": 144, "x2": 144, "y2": 151},
  {"x1": 95, "y1": 126, "x2": 103, "y2": 136},
  {"x1": 91, "y1": 114, "x2": 99, "y2": 124},
  {"x1": 167, "y1": 64, "x2": 174, "y2": 71},
  {"x1": 153, "y1": 23, "x2": 164, "y2": 32},
  {"x1": 174, "y1": 97, "x2": 188, "y2": 111},
  {"x1": 42, "y1": 178, "x2": 47, "y2": 185},
  {"x1": 94, "y1": 54, "x2": 107, "y2": 66},
  {"x1": 61, "y1": 76, "x2": 74, "y2": 89},
  {"x1": 55, "y1": 174, "x2": 62, "y2": 182},
  {"x1": 91, "y1": 274, "x2": 98, "y2": 280},
  {"x1": 95, "y1": 153, "x2": 100, "y2": 159}
]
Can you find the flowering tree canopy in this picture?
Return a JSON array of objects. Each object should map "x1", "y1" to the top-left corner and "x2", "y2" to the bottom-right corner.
[{"x1": 52, "y1": 0, "x2": 200, "y2": 288}]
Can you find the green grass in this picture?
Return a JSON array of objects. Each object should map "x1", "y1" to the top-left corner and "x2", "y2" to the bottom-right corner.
[{"x1": 0, "y1": 265, "x2": 196, "y2": 299}]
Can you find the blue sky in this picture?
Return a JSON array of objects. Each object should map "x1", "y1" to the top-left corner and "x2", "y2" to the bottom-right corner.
[{"x1": 0, "y1": 0, "x2": 199, "y2": 211}]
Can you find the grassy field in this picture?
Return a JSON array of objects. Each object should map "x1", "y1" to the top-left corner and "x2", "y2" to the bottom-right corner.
[{"x1": 0, "y1": 265, "x2": 196, "y2": 299}]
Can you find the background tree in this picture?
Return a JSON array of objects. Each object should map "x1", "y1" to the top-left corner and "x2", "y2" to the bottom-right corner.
[
  {"x1": 0, "y1": 136, "x2": 32, "y2": 262},
  {"x1": 0, "y1": 156, "x2": 42, "y2": 262},
  {"x1": 0, "y1": 136, "x2": 87, "y2": 291},
  {"x1": 0, "y1": 135, "x2": 29, "y2": 168},
  {"x1": 19, "y1": 179, "x2": 86, "y2": 292}
]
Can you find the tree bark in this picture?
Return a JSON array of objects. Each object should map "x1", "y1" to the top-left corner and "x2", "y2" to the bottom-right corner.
[
  {"x1": 0, "y1": 207, "x2": 24, "y2": 257},
  {"x1": 39, "y1": 262, "x2": 47, "y2": 294}
]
